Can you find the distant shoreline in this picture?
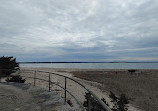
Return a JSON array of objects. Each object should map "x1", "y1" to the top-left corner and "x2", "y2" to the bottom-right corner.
[
  {"x1": 19, "y1": 62, "x2": 158, "y2": 63},
  {"x1": 20, "y1": 67, "x2": 158, "y2": 71}
]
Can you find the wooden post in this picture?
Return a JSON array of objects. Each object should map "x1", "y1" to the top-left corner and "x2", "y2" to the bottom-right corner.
[
  {"x1": 34, "y1": 71, "x2": 36, "y2": 86},
  {"x1": 65, "y1": 77, "x2": 67, "y2": 104},
  {"x1": 87, "y1": 93, "x2": 92, "y2": 111},
  {"x1": 49, "y1": 73, "x2": 51, "y2": 92}
]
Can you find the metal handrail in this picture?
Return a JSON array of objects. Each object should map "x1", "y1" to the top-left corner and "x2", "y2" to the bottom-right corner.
[{"x1": 1, "y1": 69, "x2": 111, "y2": 111}]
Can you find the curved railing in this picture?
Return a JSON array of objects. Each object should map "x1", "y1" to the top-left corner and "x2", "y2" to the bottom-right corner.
[{"x1": 1, "y1": 69, "x2": 111, "y2": 111}]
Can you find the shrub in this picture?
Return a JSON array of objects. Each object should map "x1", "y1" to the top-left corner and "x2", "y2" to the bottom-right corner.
[
  {"x1": 0, "y1": 56, "x2": 19, "y2": 77},
  {"x1": 110, "y1": 91, "x2": 129, "y2": 111},
  {"x1": 83, "y1": 92, "x2": 108, "y2": 111},
  {"x1": 6, "y1": 75, "x2": 25, "y2": 83},
  {"x1": 128, "y1": 70, "x2": 136, "y2": 74},
  {"x1": 67, "y1": 99, "x2": 73, "y2": 107},
  {"x1": 83, "y1": 91, "x2": 129, "y2": 111}
]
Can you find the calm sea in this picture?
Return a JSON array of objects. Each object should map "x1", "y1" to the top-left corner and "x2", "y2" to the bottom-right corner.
[{"x1": 20, "y1": 63, "x2": 158, "y2": 69}]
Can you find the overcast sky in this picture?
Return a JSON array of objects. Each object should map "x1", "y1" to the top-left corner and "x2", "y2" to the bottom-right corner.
[{"x1": 0, "y1": 0, "x2": 158, "y2": 62}]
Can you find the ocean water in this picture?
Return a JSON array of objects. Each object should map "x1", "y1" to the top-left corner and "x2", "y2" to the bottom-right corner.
[{"x1": 20, "y1": 63, "x2": 158, "y2": 69}]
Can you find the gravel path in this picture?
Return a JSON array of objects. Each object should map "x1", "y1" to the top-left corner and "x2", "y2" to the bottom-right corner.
[{"x1": 0, "y1": 82, "x2": 72, "y2": 111}]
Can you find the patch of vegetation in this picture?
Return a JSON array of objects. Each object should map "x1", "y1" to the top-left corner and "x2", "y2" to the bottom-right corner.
[
  {"x1": 6, "y1": 75, "x2": 25, "y2": 83},
  {"x1": 128, "y1": 70, "x2": 136, "y2": 74},
  {"x1": 67, "y1": 99, "x2": 73, "y2": 107},
  {"x1": 83, "y1": 92, "x2": 109, "y2": 111},
  {"x1": 0, "y1": 56, "x2": 19, "y2": 77},
  {"x1": 110, "y1": 91, "x2": 129, "y2": 111},
  {"x1": 83, "y1": 91, "x2": 129, "y2": 111}
]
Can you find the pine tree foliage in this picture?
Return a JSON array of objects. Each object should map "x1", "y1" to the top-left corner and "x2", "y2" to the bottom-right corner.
[{"x1": 0, "y1": 56, "x2": 19, "y2": 77}]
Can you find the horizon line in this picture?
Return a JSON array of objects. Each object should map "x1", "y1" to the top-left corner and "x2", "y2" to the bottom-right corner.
[{"x1": 18, "y1": 61, "x2": 158, "y2": 63}]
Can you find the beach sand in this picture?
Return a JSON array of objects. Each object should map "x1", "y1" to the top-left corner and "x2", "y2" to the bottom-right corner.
[{"x1": 20, "y1": 68, "x2": 158, "y2": 111}]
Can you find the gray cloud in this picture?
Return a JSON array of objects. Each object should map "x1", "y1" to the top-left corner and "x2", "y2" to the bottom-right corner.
[{"x1": 0, "y1": 0, "x2": 158, "y2": 62}]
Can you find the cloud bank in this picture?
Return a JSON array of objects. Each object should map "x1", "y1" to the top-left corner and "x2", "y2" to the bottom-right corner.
[{"x1": 0, "y1": 0, "x2": 158, "y2": 62}]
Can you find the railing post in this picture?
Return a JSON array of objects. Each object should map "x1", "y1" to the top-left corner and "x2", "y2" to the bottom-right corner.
[
  {"x1": 65, "y1": 77, "x2": 67, "y2": 104},
  {"x1": 18, "y1": 69, "x2": 20, "y2": 75},
  {"x1": 49, "y1": 73, "x2": 51, "y2": 92},
  {"x1": 34, "y1": 71, "x2": 36, "y2": 86}
]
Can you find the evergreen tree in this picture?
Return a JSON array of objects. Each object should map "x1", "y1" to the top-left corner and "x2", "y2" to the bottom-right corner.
[{"x1": 0, "y1": 56, "x2": 19, "y2": 77}]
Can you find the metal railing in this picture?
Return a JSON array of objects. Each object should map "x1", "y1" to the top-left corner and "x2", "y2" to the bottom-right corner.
[{"x1": 1, "y1": 69, "x2": 111, "y2": 111}]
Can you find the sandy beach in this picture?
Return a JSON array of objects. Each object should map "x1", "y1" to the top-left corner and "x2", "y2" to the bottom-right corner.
[{"x1": 19, "y1": 68, "x2": 158, "y2": 111}]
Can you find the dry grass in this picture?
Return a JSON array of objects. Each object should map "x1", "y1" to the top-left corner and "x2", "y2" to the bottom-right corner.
[{"x1": 72, "y1": 69, "x2": 158, "y2": 111}]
